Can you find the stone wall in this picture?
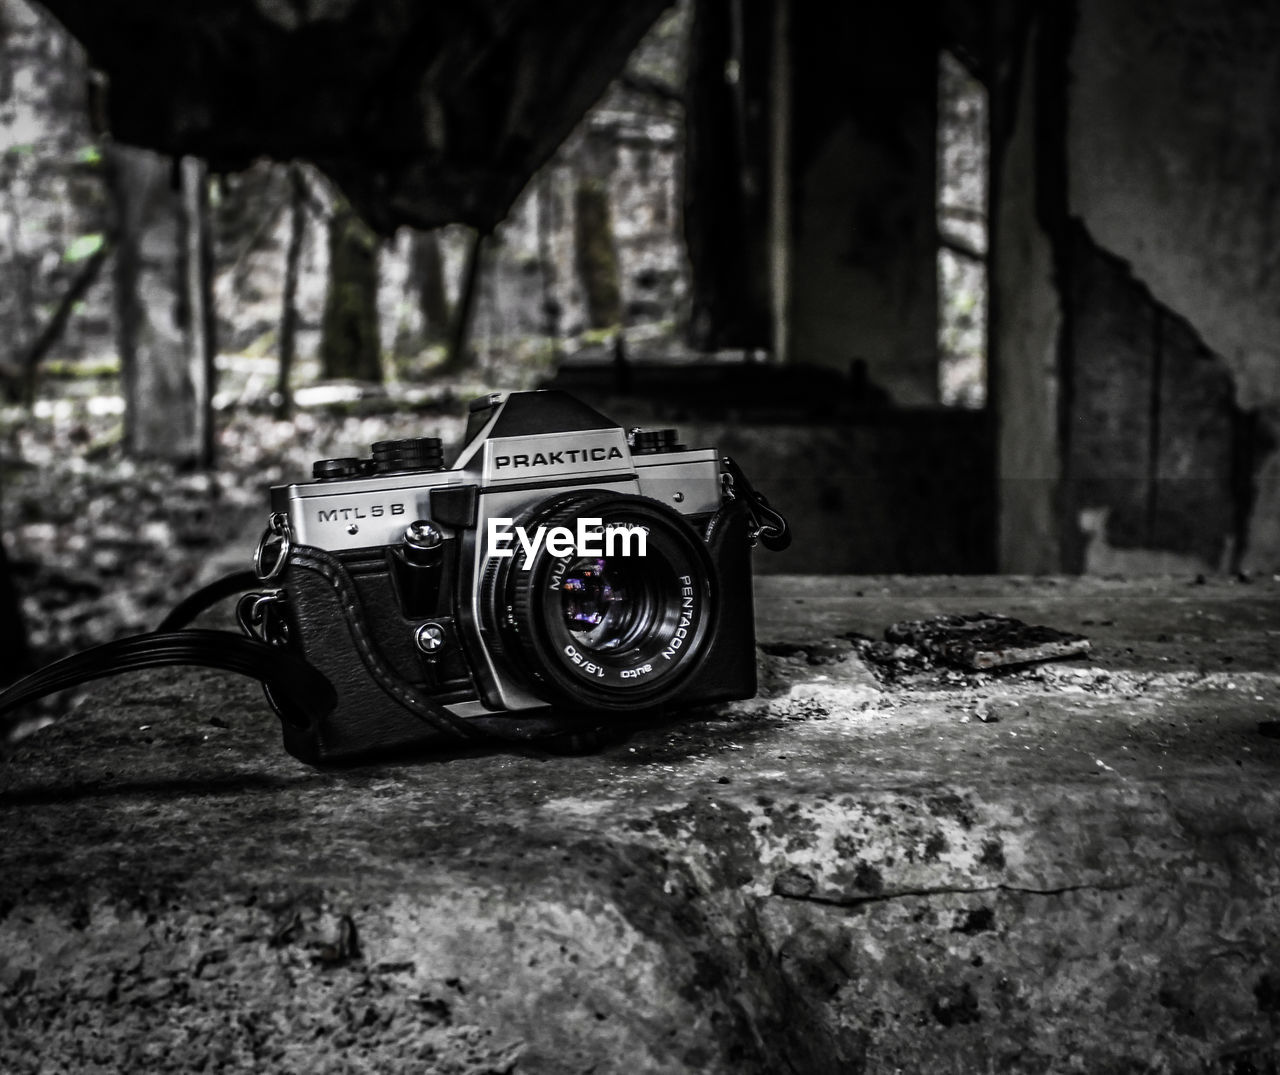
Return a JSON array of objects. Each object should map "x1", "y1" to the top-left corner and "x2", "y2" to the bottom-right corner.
[
  {"x1": 991, "y1": 0, "x2": 1280, "y2": 575},
  {"x1": 1065, "y1": 0, "x2": 1280, "y2": 574},
  {"x1": 1068, "y1": 0, "x2": 1280, "y2": 414}
]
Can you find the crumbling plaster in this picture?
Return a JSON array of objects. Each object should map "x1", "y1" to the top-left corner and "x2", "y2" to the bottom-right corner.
[
  {"x1": 1068, "y1": 0, "x2": 1280, "y2": 413},
  {"x1": 1064, "y1": 0, "x2": 1280, "y2": 571}
]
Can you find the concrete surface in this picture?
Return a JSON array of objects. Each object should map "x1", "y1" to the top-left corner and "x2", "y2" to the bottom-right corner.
[{"x1": 3, "y1": 575, "x2": 1280, "y2": 1073}]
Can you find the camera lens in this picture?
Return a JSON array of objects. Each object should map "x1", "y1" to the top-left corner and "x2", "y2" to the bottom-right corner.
[
  {"x1": 484, "y1": 492, "x2": 716, "y2": 712},
  {"x1": 560, "y1": 557, "x2": 649, "y2": 653}
]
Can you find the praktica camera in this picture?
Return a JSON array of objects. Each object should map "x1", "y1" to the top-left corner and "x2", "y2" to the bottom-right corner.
[{"x1": 249, "y1": 390, "x2": 789, "y2": 763}]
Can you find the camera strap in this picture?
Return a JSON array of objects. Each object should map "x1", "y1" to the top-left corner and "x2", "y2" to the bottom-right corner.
[
  {"x1": 0, "y1": 627, "x2": 338, "y2": 734},
  {"x1": 0, "y1": 567, "x2": 638, "y2": 757},
  {"x1": 721, "y1": 456, "x2": 791, "y2": 552},
  {"x1": 0, "y1": 566, "x2": 484, "y2": 748}
]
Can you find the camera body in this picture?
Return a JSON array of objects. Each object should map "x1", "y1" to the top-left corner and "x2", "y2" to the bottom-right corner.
[{"x1": 257, "y1": 390, "x2": 773, "y2": 764}]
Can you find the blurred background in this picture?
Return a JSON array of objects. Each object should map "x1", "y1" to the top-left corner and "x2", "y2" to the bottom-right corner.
[{"x1": 1, "y1": 0, "x2": 1277, "y2": 674}]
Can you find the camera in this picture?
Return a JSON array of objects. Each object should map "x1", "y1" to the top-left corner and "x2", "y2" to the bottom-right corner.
[{"x1": 249, "y1": 390, "x2": 788, "y2": 764}]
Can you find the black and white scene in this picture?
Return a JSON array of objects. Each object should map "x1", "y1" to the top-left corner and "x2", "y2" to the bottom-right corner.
[{"x1": 2, "y1": 0, "x2": 1280, "y2": 1070}]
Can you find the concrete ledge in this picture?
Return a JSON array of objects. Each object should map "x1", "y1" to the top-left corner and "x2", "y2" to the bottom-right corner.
[{"x1": 3, "y1": 576, "x2": 1280, "y2": 1072}]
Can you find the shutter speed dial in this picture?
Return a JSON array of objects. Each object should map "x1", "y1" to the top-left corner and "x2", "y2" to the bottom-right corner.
[
  {"x1": 311, "y1": 437, "x2": 445, "y2": 481},
  {"x1": 372, "y1": 437, "x2": 444, "y2": 474}
]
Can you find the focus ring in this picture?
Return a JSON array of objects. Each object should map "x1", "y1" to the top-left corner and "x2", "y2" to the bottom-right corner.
[
  {"x1": 480, "y1": 490, "x2": 595, "y2": 666},
  {"x1": 505, "y1": 490, "x2": 617, "y2": 643}
]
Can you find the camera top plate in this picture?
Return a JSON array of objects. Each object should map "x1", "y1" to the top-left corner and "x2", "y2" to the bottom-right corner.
[{"x1": 270, "y1": 391, "x2": 721, "y2": 552}]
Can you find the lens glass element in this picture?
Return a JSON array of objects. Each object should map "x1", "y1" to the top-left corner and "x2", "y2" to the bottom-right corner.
[{"x1": 560, "y1": 557, "x2": 649, "y2": 652}]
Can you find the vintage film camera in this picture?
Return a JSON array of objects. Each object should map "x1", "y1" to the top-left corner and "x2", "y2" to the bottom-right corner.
[{"x1": 248, "y1": 390, "x2": 788, "y2": 763}]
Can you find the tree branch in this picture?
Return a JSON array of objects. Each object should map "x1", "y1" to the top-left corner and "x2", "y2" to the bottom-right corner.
[
  {"x1": 618, "y1": 70, "x2": 684, "y2": 107},
  {"x1": 14, "y1": 240, "x2": 111, "y2": 404},
  {"x1": 939, "y1": 231, "x2": 986, "y2": 263}
]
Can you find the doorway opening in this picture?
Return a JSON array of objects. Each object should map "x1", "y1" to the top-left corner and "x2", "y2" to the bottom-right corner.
[{"x1": 937, "y1": 50, "x2": 988, "y2": 409}]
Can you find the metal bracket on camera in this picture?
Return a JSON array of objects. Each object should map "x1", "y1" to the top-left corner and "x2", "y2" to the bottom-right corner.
[
  {"x1": 255, "y1": 512, "x2": 292, "y2": 581},
  {"x1": 237, "y1": 590, "x2": 288, "y2": 645},
  {"x1": 721, "y1": 457, "x2": 791, "y2": 552}
]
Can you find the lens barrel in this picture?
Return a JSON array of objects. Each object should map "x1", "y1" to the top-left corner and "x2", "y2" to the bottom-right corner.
[{"x1": 483, "y1": 492, "x2": 716, "y2": 712}]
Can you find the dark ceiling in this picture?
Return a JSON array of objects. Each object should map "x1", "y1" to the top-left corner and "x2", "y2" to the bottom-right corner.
[{"x1": 37, "y1": 0, "x2": 672, "y2": 232}]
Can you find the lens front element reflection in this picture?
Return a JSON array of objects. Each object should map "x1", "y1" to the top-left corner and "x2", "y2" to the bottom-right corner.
[{"x1": 560, "y1": 557, "x2": 647, "y2": 653}]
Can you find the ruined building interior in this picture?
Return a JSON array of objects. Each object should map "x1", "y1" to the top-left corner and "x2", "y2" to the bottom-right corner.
[
  {"x1": 2, "y1": 0, "x2": 1280, "y2": 1071},
  {"x1": 3, "y1": 0, "x2": 1276, "y2": 579}
]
